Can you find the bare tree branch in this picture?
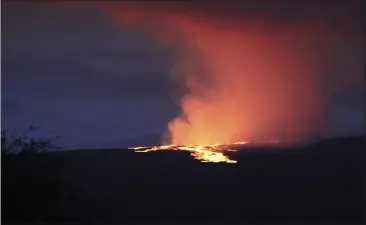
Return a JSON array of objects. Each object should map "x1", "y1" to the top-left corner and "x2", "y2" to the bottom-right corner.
[{"x1": 1, "y1": 126, "x2": 62, "y2": 154}]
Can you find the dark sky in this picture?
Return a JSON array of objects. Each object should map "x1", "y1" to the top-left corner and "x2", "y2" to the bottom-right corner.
[{"x1": 1, "y1": 1, "x2": 364, "y2": 148}]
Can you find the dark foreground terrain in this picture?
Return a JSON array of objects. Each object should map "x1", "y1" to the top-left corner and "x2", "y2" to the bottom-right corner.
[{"x1": 2, "y1": 137, "x2": 365, "y2": 224}]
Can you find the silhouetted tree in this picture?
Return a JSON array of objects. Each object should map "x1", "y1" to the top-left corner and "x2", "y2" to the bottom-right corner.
[
  {"x1": 1, "y1": 125, "x2": 61, "y2": 155},
  {"x1": 2, "y1": 125, "x2": 64, "y2": 222}
]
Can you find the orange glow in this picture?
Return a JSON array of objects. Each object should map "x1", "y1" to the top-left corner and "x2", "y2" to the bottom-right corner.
[
  {"x1": 128, "y1": 141, "x2": 251, "y2": 163},
  {"x1": 103, "y1": 3, "x2": 325, "y2": 146}
]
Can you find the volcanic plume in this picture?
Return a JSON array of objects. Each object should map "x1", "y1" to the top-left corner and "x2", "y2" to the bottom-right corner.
[
  {"x1": 47, "y1": 2, "x2": 362, "y2": 147},
  {"x1": 104, "y1": 3, "x2": 326, "y2": 145},
  {"x1": 38, "y1": 1, "x2": 363, "y2": 162}
]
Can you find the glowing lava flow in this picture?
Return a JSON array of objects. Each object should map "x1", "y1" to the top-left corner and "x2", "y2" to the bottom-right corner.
[{"x1": 128, "y1": 141, "x2": 249, "y2": 163}]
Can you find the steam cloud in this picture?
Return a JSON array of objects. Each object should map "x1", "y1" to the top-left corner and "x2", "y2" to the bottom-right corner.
[
  {"x1": 49, "y1": 2, "x2": 363, "y2": 144},
  {"x1": 101, "y1": 2, "x2": 363, "y2": 144}
]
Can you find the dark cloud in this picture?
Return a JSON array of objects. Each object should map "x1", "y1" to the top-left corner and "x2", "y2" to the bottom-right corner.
[{"x1": 1, "y1": 2, "x2": 178, "y2": 148}]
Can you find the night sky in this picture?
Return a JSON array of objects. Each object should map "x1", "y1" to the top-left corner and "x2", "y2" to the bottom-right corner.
[{"x1": 2, "y1": 1, "x2": 364, "y2": 149}]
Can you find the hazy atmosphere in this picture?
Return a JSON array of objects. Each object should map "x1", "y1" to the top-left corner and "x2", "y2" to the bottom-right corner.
[
  {"x1": 2, "y1": 1, "x2": 364, "y2": 148},
  {"x1": 2, "y1": 1, "x2": 364, "y2": 224}
]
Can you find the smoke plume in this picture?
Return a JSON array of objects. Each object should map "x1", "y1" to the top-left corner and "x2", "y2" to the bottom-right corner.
[
  {"x1": 23, "y1": 1, "x2": 355, "y2": 145},
  {"x1": 99, "y1": 2, "x2": 363, "y2": 144}
]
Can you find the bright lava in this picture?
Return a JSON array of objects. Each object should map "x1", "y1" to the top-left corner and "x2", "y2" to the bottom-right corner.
[{"x1": 128, "y1": 141, "x2": 250, "y2": 164}]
